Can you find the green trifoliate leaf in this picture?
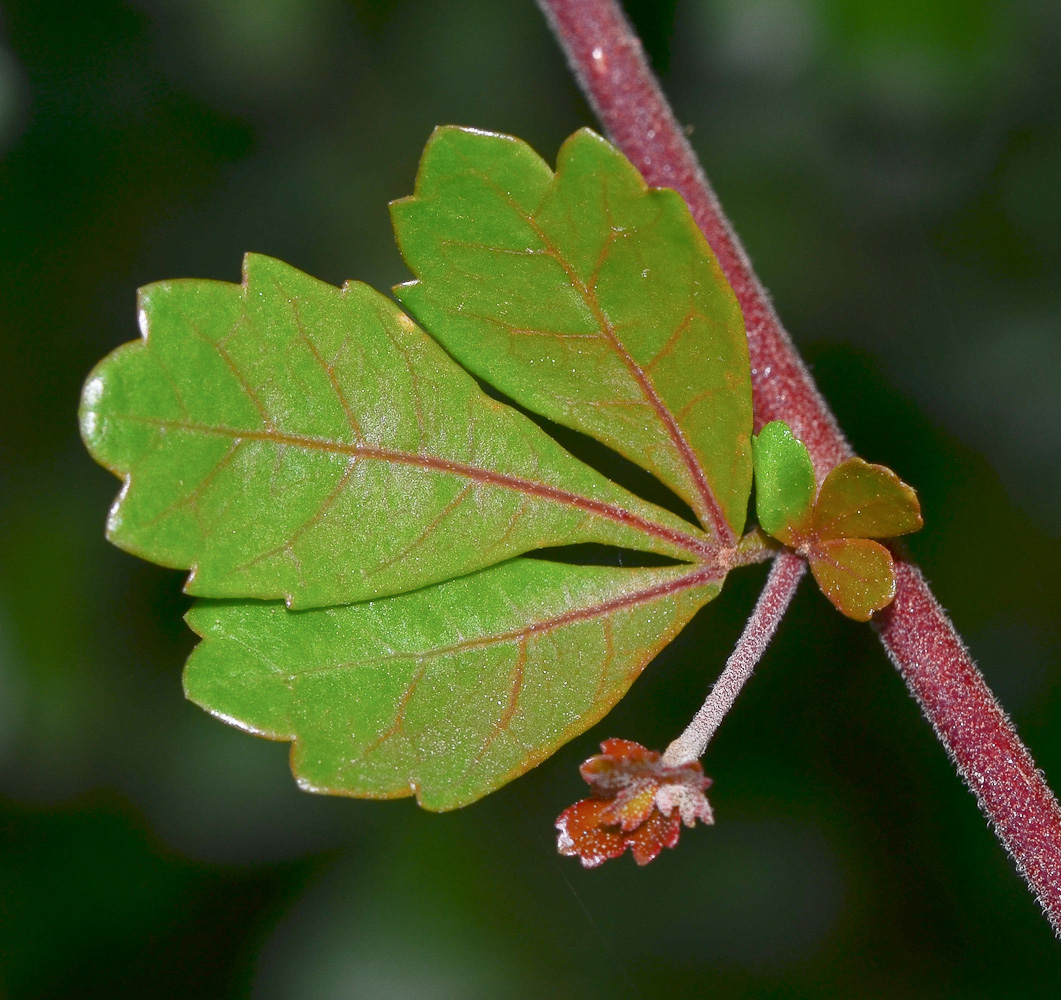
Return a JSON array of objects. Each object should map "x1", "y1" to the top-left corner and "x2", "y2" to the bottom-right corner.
[
  {"x1": 751, "y1": 420, "x2": 816, "y2": 543},
  {"x1": 82, "y1": 125, "x2": 764, "y2": 810},
  {"x1": 185, "y1": 557, "x2": 722, "y2": 810},
  {"x1": 80, "y1": 253, "x2": 709, "y2": 608},
  {"x1": 391, "y1": 127, "x2": 752, "y2": 542}
]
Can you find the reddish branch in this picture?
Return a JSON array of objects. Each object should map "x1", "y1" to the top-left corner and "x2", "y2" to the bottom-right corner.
[{"x1": 537, "y1": 0, "x2": 1061, "y2": 933}]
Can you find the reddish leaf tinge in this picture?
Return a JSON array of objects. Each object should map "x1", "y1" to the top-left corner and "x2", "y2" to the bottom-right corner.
[
  {"x1": 801, "y1": 458, "x2": 922, "y2": 621},
  {"x1": 556, "y1": 739, "x2": 713, "y2": 867}
]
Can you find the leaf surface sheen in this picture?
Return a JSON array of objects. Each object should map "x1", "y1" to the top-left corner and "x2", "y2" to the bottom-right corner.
[
  {"x1": 80, "y1": 253, "x2": 707, "y2": 608},
  {"x1": 392, "y1": 126, "x2": 753, "y2": 542},
  {"x1": 184, "y1": 558, "x2": 722, "y2": 810}
]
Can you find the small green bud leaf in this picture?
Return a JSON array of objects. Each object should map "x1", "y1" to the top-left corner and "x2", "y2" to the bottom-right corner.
[{"x1": 751, "y1": 420, "x2": 816, "y2": 543}]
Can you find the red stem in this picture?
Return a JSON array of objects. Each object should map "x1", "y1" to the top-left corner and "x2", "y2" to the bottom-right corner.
[{"x1": 537, "y1": 0, "x2": 1061, "y2": 934}]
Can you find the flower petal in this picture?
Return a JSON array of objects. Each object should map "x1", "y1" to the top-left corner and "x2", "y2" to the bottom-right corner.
[
  {"x1": 655, "y1": 780, "x2": 714, "y2": 827},
  {"x1": 599, "y1": 738, "x2": 658, "y2": 762},
  {"x1": 556, "y1": 798, "x2": 626, "y2": 868},
  {"x1": 629, "y1": 808, "x2": 682, "y2": 865}
]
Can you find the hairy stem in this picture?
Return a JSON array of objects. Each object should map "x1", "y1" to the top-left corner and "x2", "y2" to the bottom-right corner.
[
  {"x1": 538, "y1": 0, "x2": 1061, "y2": 934},
  {"x1": 877, "y1": 563, "x2": 1061, "y2": 932},
  {"x1": 663, "y1": 551, "x2": 805, "y2": 766}
]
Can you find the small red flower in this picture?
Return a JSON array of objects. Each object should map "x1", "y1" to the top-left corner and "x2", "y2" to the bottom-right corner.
[{"x1": 556, "y1": 738, "x2": 714, "y2": 867}]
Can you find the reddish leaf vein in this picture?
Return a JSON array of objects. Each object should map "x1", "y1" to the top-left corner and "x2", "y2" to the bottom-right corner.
[{"x1": 117, "y1": 414, "x2": 716, "y2": 558}]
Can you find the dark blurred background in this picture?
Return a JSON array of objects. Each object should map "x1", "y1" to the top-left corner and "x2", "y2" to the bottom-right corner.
[{"x1": 1, "y1": 0, "x2": 1059, "y2": 996}]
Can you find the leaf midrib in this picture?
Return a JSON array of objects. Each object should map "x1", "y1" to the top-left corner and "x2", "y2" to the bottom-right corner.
[{"x1": 117, "y1": 414, "x2": 716, "y2": 558}]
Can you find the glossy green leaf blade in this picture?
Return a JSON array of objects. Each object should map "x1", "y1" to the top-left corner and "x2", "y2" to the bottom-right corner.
[
  {"x1": 812, "y1": 458, "x2": 923, "y2": 541},
  {"x1": 751, "y1": 420, "x2": 816, "y2": 541},
  {"x1": 391, "y1": 126, "x2": 753, "y2": 541},
  {"x1": 185, "y1": 558, "x2": 722, "y2": 810},
  {"x1": 80, "y1": 254, "x2": 710, "y2": 609},
  {"x1": 808, "y1": 537, "x2": 896, "y2": 622}
]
